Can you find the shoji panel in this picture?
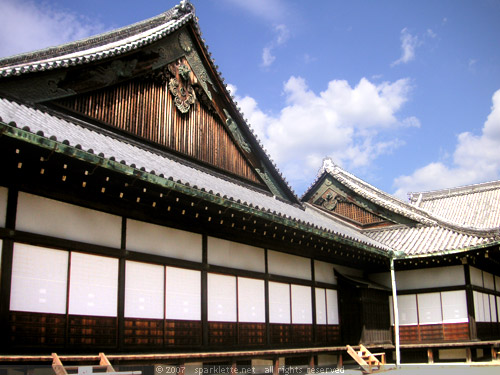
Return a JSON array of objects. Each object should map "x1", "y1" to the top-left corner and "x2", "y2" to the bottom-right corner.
[
  {"x1": 315, "y1": 288, "x2": 327, "y2": 324},
  {"x1": 396, "y1": 266, "x2": 465, "y2": 290},
  {"x1": 208, "y1": 237, "x2": 265, "y2": 272},
  {"x1": 398, "y1": 295, "x2": 418, "y2": 325},
  {"x1": 125, "y1": 261, "x2": 164, "y2": 319},
  {"x1": 127, "y1": 219, "x2": 202, "y2": 262},
  {"x1": 417, "y1": 293, "x2": 443, "y2": 324},
  {"x1": 207, "y1": 273, "x2": 236, "y2": 322},
  {"x1": 441, "y1": 290, "x2": 468, "y2": 323},
  {"x1": 314, "y1": 261, "x2": 336, "y2": 284},
  {"x1": 238, "y1": 277, "x2": 265, "y2": 323},
  {"x1": 470, "y1": 267, "x2": 483, "y2": 287},
  {"x1": 269, "y1": 282, "x2": 291, "y2": 324},
  {"x1": 326, "y1": 289, "x2": 339, "y2": 325},
  {"x1": 268, "y1": 250, "x2": 311, "y2": 280},
  {"x1": 165, "y1": 266, "x2": 201, "y2": 320},
  {"x1": 10, "y1": 243, "x2": 68, "y2": 314},
  {"x1": 291, "y1": 285, "x2": 312, "y2": 324},
  {"x1": 16, "y1": 192, "x2": 121, "y2": 248},
  {"x1": 69, "y1": 253, "x2": 119, "y2": 317}
]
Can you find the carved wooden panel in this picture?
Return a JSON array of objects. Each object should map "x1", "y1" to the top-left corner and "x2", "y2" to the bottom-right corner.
[
  {"x1": 270, "y1": 323, "x2": 292, "y2": 345},
  {"x1": 54, "y1": 77, "x2": 261, "y2": 184},
  {"x1": 124, "y1": 318, "x2": 164, "y2": 346},
  {"x1": 9, "y1": 311, "x2": 66, "y2": 346},
  {"x1": 238, "y1": 322, "x2": 266, "y2": 345},
  {"x1": 68, "y1": 315, "x2": 117, "y2": 347},
  {"x1": 208, "y1": 322, "x2": 237, "y2": 345},
  {"x1": 165, "y1": 320, "x2": 202, "y2": 346}
]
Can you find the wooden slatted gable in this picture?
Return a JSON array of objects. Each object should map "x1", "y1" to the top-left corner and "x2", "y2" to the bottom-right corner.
[{"x1": 53, "y1": 74, "x2": 262, "y2": 184}]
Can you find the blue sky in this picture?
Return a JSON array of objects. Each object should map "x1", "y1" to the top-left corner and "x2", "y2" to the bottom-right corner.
[{"x1": 1, "y1": 0, "x2": 499, "y2": 199}]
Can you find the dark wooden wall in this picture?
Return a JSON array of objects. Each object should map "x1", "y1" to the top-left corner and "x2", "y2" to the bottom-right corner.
[{"x1": 55, "y1": 77, "x2": 261, "y2": 184}]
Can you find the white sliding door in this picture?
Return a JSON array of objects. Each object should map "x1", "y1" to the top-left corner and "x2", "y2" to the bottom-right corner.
[
  {"x1": 69, "y1": 253, "x2": 118, "y2": 317},
  {"x1": 10, "y1": 244, "x2": 68, "y2": 314}
]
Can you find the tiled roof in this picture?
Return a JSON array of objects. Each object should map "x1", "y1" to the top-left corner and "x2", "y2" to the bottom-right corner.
[
  {"x1": 306, "y1": 159, "x2": 500, "y2": 256},
  {"x1": 0, "y1": 97, "x2": 390, "y2": 253},
  {"x1": 0, "y1": 2, "x2": 195, "y2": 76},
  {"x1": 363, "y1": 224, "x2": 494, "y2": 256},
  {"x1": 408, "y1": 181, "x2": 500, "y2": 229}
]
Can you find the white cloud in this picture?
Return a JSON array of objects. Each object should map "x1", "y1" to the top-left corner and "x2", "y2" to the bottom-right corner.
[
  {"x1": 391, "y1": 28, "x2": 420, "y2": 66},
  {"x1": 261, "y1": 24, "x2": 290, "y2": 67},
  {"x1": 393, "y1": 89, "x2": 500, "y2": 198},
  {"x1": 0, "y1": 0, "x2": 105, "y2": 58},
  {"x1": 221, "y1": 0, "x2": 288, "y2": 22},
  {"x1": 233, "y1": 76, "x2": 415, "y2": 194}
]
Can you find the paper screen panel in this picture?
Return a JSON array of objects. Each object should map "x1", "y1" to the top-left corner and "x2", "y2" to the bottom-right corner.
[
  {"x1": 127, "y1": 219, "x2": 202, "y2": 262},
  {"x1": 269, "y1": 282, "x2": 291, "y2": 324},
  {"x1": 207, "y1": 273, "x2": 236, "y2": 322},
  {"x1": 16, "y1": 192, "x2": 121, "y2": 248},
  {"x1": 396, "y1": 266, "x2": 465, "y2": 290},
  {"x1": 441, "y1": 290, "x2": 468, "y2": 323},
  {"x1": 238, "y1": 277, "x2": 265, "y2": 323},
  {"x1": 314, "y1": 260, "x2": 336, "y2": 284},
  {"x1": 165, "y1": 266, "x2": 201, "y2": 320},
  {"x1": 69, "y1": 253, "x2": 118, "y2": 317},
  {"x1": 291, "y1": 284, "x2": 312, "y2": 324},
  {"x1": 326, "y1": 289, "x2": 339, "y2": 325},
  {"x1": 469, "y1": 267, "x2": 483, "y2": 287},
  {"x1": 483, "y1": 293, "x2": 491, "y2": 322},
  {"x1": 208, "y1": 237, "x2": 265, "y2": 272},
  {"x1": 417, "y1": 293, "x2": 443, "y2": 324},
  {"x1": 315, "y1": 288, "x2": 327, "y2": 324},
  {"x1": 473, "y1": 291, "x2": 485, "y2": 322},
  {"x1": 10, "y1": 244, "x2": 68, "y2": 314},
  {"x1": 483, "y1": 272, "x2": 495, "y2": 291},
  {"x1": 267, "y1": 250, "x2": 311, "y2": 280},
  {"x1": 398, "y1": 294, "x2": 418, "y2": 325},
  {"x1": 490, "y1": 294, "x2": 497, "y2": 323},
  {"x1": 125, "y1": 261, "x2": 164, "y2": 319}
]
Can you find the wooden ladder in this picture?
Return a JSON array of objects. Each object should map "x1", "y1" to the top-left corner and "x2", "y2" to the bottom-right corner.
[
  {"x1": 346, "y1": 345, "x2": 386, "y2": 374},
  {"x1": 52, "y1": 353, "x2": 141, "y2": 375}
]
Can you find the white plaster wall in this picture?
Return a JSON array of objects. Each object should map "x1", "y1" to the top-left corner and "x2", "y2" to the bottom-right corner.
[
  {"x1": 127, "y1": 218, "x2": 202, "y2": 262},
  {"x1": 314, "y1": 260, "x2": 337, "y2": 284},
  {"x1": 208, "y1": 237, "x2": 265, "y2": 272},
  {"x1": 16, "y1": 192, "x2": 121, "y2": 248},
  {"x1": 396, "y1": 265, "x2": 465, "y2": 290},
  {"x1": 268, "y1": 250, "x2": 311, "y2": 280}
]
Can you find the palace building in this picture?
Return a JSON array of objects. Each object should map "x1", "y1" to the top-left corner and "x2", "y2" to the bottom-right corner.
[{"x1": 0, "y1": 1, "x2": 499, "y2": 370}]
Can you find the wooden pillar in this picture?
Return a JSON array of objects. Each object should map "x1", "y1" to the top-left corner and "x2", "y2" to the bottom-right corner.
[
  {"x1": 427, "y1": 348, "x2": 434, "y2": 364},
  {"x1": 265, "y1": 249, "x2": 271, "y2": 346},
  {"x1": 272, "y1": 357, "x2": 280, "y2": 375},
  {"x1": 202, "y1": 234, "x2": 208, "y2": 346},
  {"x1": 466, "y1": 347, "x2": 472, "y2": 363},
  {"x1": 491, "y1": 346, "x2": 497, "y2": 361},
  {"x1": 464, "y1": 264, "x2": 477, "y2": 340},
  {"x1": 117, "y1": 217, "x2": 127, "y2": 350},
  {"x1": 0, "y1": 188, "x2": 17, "y2": 351},
  {"x1": 178, "y1": 362, "x2": 185, "y2": 375},
  {"x1": 337, "y1": 353, "x2": 343, "y2": 369},
  {"x1": 308, "y1": 355, "x2": 315, "y2": 371}
]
